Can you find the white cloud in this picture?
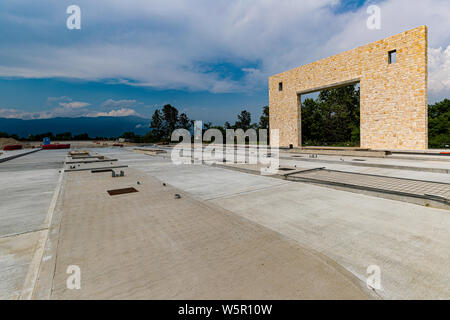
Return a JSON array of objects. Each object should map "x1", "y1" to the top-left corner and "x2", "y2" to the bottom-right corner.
[
  {"x1": 0, "y1": 106, "x2": 141, "y2": 119},
  {"x1": 101, "y1": 99, "x2": 136, "y2": 109},
  {"x1": 87, "y1": 108, "x2": 139, "y2": 117},
  {"x1": 0, "y1": 0, "x2": 344, "y2": 93},
  {"x1": 312, "y1": 0, "x2": 450, "y2": 102},
  {"x1": 429, "y1": 46, "x2": 450, "y2": 93},
  {"x1": 0, "y1": 96, "x2": 137, "y2": 119},
  {"x1": 0, "y1": 108, "x2": 40, "y2": 120},
  {"x1": 135, "y1": 123, "x2": 150, "y2": 129},
  {"x1": 59, "y1": 101, "x2": 90, "y2": 109},
  {"x1": 0, "y1": 96, "x2": 90, "y2": 119},
  {"x1": 0, "y1": 0, "x2": 448, "y2": 99}
]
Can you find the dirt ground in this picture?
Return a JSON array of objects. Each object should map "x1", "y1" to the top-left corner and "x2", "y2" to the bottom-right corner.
[{"x1": 0, "y1": 137, "x2": 22, "y2": 148}]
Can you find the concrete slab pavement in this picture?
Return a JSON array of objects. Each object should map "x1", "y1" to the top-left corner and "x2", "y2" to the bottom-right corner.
[
  {"x1": 35, "y1": 166, "x2": 372, "y2": 300},
  {"x1": 0, "y1": 150, "x2": 65, "y2": 299},
  {"x1": 209, "y1": 182, "x2": 450, "y2": 299},
  {"x1": 93, "y1": 148, "x2": 290, "y2": 201},
  {"x1": 106, "y1": 148, "x2": 450, "y2": 299}
]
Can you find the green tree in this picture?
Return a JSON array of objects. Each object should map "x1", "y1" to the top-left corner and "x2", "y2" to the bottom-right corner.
[
  {"x1": 209, "y1": 125, "x2": 226, "y2": 137},
  {"x1": 162, "y1": 104, "x2": 179, "y2": 138},
  {"x1": 203, "y1": 122, "x2": 212, "y2": 130},
  {"x1": 29, "y1": 132, "x2": 55, "y2": 141},
  {"x1": 73, "y1": 133, "x2": 90, "y2": 140},
  {"x1": 301, "y1": 84, "x2": 360, "y2": 146},
  {"x1": 178, "y1": 113, "x2": 192, "y2": 130},
  {"x1": 234, "y1": 110, "x2": 252, "y2": 130},
  {"x1": 428, "y1": 98, "x2": 450, "y2": 148},
  {"x1": 301, "y1": 98, "x2": 324, "y2": 145},
  {"x1": 150, "y1": 109, "x2": 164, "y2": 140},
  {"x1": 317, "y1": 85, "x2": 359, "y2": 144},
  {"x1": 259, "y1": 106, "x2": 269, "y2": 130},
  {"x1": 55, "y1": 132, "x2": 72, "y2": 140},
  {"x1": 120, "y1": 131, "x2": 138, "y2": 141}
]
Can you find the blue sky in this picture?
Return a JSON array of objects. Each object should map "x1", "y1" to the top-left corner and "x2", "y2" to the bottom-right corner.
[
  {"x1": 0, "y1": 77, "x2": 267, "y2": 124},
  {"x1": 0, "y1": 0, "x2": 449, "y2": 125}
]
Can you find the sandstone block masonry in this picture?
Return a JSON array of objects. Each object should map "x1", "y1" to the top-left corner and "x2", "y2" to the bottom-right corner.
[{"x1": 269, "y1": 26, "x2": 428, "y2": 150}]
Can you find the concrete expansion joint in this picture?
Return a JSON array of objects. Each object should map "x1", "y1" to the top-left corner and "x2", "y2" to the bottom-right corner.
[
  {"x1": 0, "y1": 227, "x2": 48, "y2": 239},
  {"x1": 0, "y1": 148, "x2": 41, "y2": 163}
]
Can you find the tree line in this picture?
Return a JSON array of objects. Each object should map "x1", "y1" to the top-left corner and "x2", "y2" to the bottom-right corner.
[{"x1": 132, "y1": 104, "x2": 269, "y2": 143}]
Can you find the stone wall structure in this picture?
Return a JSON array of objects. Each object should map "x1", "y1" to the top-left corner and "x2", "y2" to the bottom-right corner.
[{"x1": 269, "y1": 26, "x2": 428, "y2": 150}]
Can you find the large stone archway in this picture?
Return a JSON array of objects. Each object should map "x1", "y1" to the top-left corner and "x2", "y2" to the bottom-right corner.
[{"x1": 269, "y1": 26, "x2": 428, "y2": 150}]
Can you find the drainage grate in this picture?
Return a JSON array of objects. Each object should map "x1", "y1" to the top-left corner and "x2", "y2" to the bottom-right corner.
[
  {"x1": 107, "y1": 187, "x2": 138, "y2": 196},
  {"x1": 353, "y1": 159, "x2": 366, "y2": 162},
  {"x1": 278, "y1": 167, "x2": 294, "y2": 171}
]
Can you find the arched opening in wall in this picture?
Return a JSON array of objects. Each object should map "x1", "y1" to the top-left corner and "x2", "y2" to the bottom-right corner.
[{"x1": 300, "y1": 82, "x2": 360, "y2": 147}]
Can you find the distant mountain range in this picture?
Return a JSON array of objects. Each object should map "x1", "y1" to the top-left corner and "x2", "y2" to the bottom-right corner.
[{"x1": 0, "y1": 116, "x2": 150, "y2": 138}]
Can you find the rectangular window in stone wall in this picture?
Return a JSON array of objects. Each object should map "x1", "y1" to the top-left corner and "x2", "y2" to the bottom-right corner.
[
  {"x1": 279, "y1": 82, "x2": 283, "y2": 91},
  {"x1": 388, "y1": 50, "x2": 397, "y2": 64}
]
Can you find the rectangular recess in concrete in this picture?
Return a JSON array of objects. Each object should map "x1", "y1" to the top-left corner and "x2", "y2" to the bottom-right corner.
[{"x1": 107, "y1": 187, "x2": 138, "y2": 196}]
